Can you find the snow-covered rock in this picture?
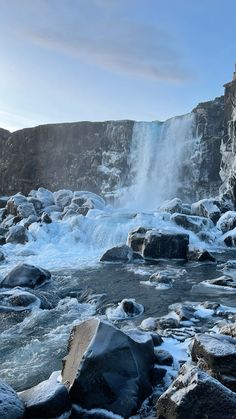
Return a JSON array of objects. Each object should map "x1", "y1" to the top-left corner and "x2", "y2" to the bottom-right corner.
[
  {"x1": 191, "y1": 198, "x2": 221, "y2": 223},
  {"x1": 217, "y1": 211, "x2": 236, "y2": 233},
  {"x1": 5, "y1": 225, "x2": 28, "y2": 244}
]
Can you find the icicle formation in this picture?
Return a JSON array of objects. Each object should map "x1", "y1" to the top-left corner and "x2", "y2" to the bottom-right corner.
[{"x1": 119, "y1": 113, "x2": 197, "y2": 210}]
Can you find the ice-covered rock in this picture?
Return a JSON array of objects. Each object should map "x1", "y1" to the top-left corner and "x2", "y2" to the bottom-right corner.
[
  {"x1": 191, "y1": 333, "x2": 236, "y2": 375},
  {"x1": 61, "y1": 318, "x2": 155, "y2": 417},
  {"x1": 5, "y1": 193, "x2": 28, "y2": 216},
  {"x1": 0, "y1": 289, "x2": 40, "y2": 312},
  {"x1": 154, "y1": 348, "x2": 173, "y2": 366},
  {"x1": 5, "y1": 225, "x2": 28, "y2": 244},
  {"x1": 224, "y1": 228, "x2": 236, "y2": 247},
  {"x1": 41, "y1": 212, "x2": 52, "y2": 224},
  {"x1": 17, "y1": 202, "x2": 36, "y2": 219},
  {"x1": 27, "y1": 196, "x2": 43, "y2": 214},
  {"x1": 54, "y1": 189, "x2": 73, "y2": 209},
  {"x1": 0, "y1": 250, "x2": 5, "y2": 262},
  {"x1": 217, "y1": 211, "x2": 236, "y2": 233},
  {"x1": 35, "y1": 187, "x2": 55, "y2": 207},
  {"x1": 140, "y1": 317, "x2": 157, "y2": 331},
  {"x1": 100, "y1": 244, "x2": 133, "y2": 262},
  {"x1": 19, "y1": 371, "x2": 71, "y2": 419},
  {"x1": 1, "y1": 263, "x2": 51, "y2": 289},
  {"x1": 191, "y1": 198, "x2": 221, "y2": 223},
  {"x1": 159, "y1": 198, "x2": 183, "y2": 214},
  {"x1": 0, "y1": 379, "x2": 25, "y2": 419},
  {"x1": 106, "y1": 298, "x2": 144, "y2": 320},
  {"x1": 156, "y1": 363, "x2": 236, "y2": 419},
  {"x1": 171, "y1": 213, "x2": 213, "y2": 233},
  {"x1": 142, "y1": 230, "x2": 189, "y2": 260}
]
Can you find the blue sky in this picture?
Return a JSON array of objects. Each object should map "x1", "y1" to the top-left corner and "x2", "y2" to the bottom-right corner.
[{"x1": 0, "y1": 0, "x2": 236, "y2": 131}]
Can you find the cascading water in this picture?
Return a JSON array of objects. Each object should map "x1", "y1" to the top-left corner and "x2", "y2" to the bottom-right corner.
[{"x1": 118, "y1": 113, "x2": 198, "y2": 210}]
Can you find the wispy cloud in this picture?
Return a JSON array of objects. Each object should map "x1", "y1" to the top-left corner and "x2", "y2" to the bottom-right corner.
[{"x1": 16, "y1": 0, "x2": 190, "y2": 82}]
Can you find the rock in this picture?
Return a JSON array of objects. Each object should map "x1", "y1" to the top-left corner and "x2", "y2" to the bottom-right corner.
[
  {"x1": 54, "y1": 189, "x2": 73, "y2": 208},
  {"x1": 5, "y1": 193, "x2": 28, "y2": 216},
  {"x1": 191, "y1": 333, "x2": 236, "y2": 375},
  {"x1": 170, "y1": 213, "x2": 213, "y2": 233},
  {"x1": 100, "y1": 244, "x2": 133, "y2": 262},
  {"x1": 5, "y1": 225, "x2": 28, "y2": 244},
  {"x1": 0, "y1": 289, "x2": 40, "y2": 312},
  {"x1": 128, "y1": 226, "x2": 150, "y2": 253},
  {"x1": 149, "y1": 271, "x2": 173, "y2": 285},
  {"x1": 17, "y1": 202, "x2": 36, "y2": 219},
  {"x1": 41, "y1": 212, "x2": 52, "y2": 224},
  {"x1": 157, "y1": 317, "x2": 179, "y2": 329},
  {"x1": 207, "y1": 276, "x2": 236, "y2": 288},
  {"x1": 187, "y1": 248, "x2": 216, "y2": 262},
  {"x1": 154, "y1": 349, "x2": 173, "y2": 366},
  {"x1": 170, "y1": 303, "x2": 195, "y2": 321},
  {"x1": 142, "y1": 230, "x2": 189, "y2": 260},
  {"x1": 43, "y1": 205, "x2": 62, "y2": 215},
  {"x1": 19, "y1": 372, "x2": 71, "y2": 418},
  {"x1": 36, "y1": 187, "x2": 55, "y2": 207},
  {"x1": 1, "y1": 214, "x2": 15, "y2": 229},
  {"x1": 0, "y1": 196, "x2": 8, "y2": 208},
  {"x1": 0, "y1": 236, "x2": 6, "y2": 245},
  {"x1": 23, "y1": 215, "x2": 38, "y2": 229},
  {"x1": 219, "y1": 322, "x2": 236, "y2": 338},
  {"x1": 0, "y1": 379, "x2": 25, "y2": 419},
  {"x1": 63, "y1": 209, "x2": 78, "y2": 219},
  {"x1": 0, "y1": 251, "x2": 5, "y2": 262},
  {"x1": 159, "y1": 198, "x2": 183, "y2": 214},
  {"x1": 217, "y1": 211, "x2": 236, "y2": 233},
  {"x1": 150, "y1": 332, "x2": 163, "y2": 346},
  {"x1": 156, "y1": 363, "x2": 236, "y2": 419},
  {"x1": 140, "y1": 317, "x2": 157, "y2": 331},
  {"x1": 61, "y1": 318, "x2": 154, "y2": 417},
  {"x1": 27, "y1": 197, "x2": 43, "y2": 214},
  {"x1": 106, "y1": 299, "x2": 143, "y2": 320},
  {"x1": 151, "y1": 366, "x2": 167, "y2": 386},
  {"x1": 191, "y1": 198, "x2": 221, "y2": 224},
  {"x1": 120, "y1": 298, "x2": 142, "y2": 317},
  {"x1": 1, "y1": 263, "x2": 51, "y2": 289}
]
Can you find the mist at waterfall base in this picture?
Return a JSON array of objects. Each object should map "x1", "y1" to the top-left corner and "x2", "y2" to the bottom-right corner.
[{"x1": 0, "y1": 113, "x2": 235, "y2": 398}]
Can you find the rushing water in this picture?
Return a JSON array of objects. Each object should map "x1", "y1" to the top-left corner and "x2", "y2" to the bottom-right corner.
[{"x1": 119, "y1": 113, "x2": 198, "y2": 210}]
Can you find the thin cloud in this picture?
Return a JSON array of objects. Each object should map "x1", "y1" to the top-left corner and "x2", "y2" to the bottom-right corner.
[{"x1": 17, "y1": 0, "x2": 190, "y2": 82}]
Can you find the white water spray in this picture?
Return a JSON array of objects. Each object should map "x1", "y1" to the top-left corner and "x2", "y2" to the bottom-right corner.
[{"x1": 119, "y1": 113, "x2": 197, "y2": 210}]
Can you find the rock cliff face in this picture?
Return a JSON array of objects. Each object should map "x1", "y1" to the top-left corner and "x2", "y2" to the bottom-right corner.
[
  {"x1": 0, "y1": 79, "x2": 235, "y2": 203},
  {"x1": 0, "y1": 121, "x2": 134, "y2": 197},
  {"x1": 220, "y1": 78, "x2": 236, "y2": 202}
]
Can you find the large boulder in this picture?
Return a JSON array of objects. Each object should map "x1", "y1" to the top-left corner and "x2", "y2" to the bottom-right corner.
[
  {"x1": 217, "y1": 211, "x2": 236, "y2": 233},
  {"x1": 1, "y1": 263, "x2": 51, "y2": 288},
  {"x1": 191, "y1": 198, "x2": 221, "y2": 224},
  {"x1": 187, "y1": 248, "x2": 216, "y2": 262},
  {"x1": 159, "y1": 198, "x2": 183, "y2": 214},
  {"x1": 224, "y1": 228, "x2": 236, "y2": 247},
  {"x1": 156, "y1": 363, "x2": 236, "y2": 419},
  {"x1": 142, "y1": 230, "x2": 189, "y2": 260},
  {"x1": 19, "y1": 371, "x2": 71, "y2": 418},
  {"x1": 100, "y1": 244, "x2": 133, "y2": 262},
  {"x1": 0, "y1": 379, "x2": 25, "y2": 419},
  {"x1": 5, "y1": 225, "x2": 28, "y2": 244},
  {"x1": 170, "y1": 213, "x2": 213, "y2": 233},
  {"x1": 61, "y1": 318, "x2": 155, "y2": 418},
  {"x1": 191, "y1": 333, "x2": 236, "y2": 376}
]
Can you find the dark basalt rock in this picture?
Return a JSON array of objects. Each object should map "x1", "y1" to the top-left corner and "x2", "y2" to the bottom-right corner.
[
  {"x1": 19, "y1": 372, "x2": 71, "y2": 419},
  {"x1": 191, "y1": 198, "x2": 221, "y2": 224},
  {"x1": 187, "y1": 248, "x2": 216, "y2": 262},
  {"x1": 100, "y1": 244, "x2": 133, "y2": 262},
  {"x1": 1, "y1": 263, "x2": 51, "y2": 289},
  {"x1": 154, "y1": 349, "x2": 173, "y2": 366},
  {"x1": 61, "y1": 318, "x2": 155, "y2": 418},
  {"x1": 5, "y1": 194, "x2": 28, "y2": 216},
  {"x1": 170, "y1": 213, "x2": 212, "y2": 233},
  {"x1": 0, "y1": 250, "x2": 5, "y2": 261},
  {"x1": 5, "y1": 225, "x2": 28, "y2": 244},
  {"x1": 156, "y1": 363, "x2": 236, "y2": 419},
  {"x1": 0, "y1": 379, "x2": 25, "y2": 419},
  {"x1": 128, "y1": 227, "x2": 151, "y2": 253},
  {"x1": 142, "y1": 230, "x2": 189, "y2": 260},
  {"x1": 191, "y1": 333, "x2": 236, "y2": 376}
]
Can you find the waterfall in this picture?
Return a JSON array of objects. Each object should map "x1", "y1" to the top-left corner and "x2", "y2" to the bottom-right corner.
[{"x1": 119, "y1": 113, "x2": 198, "y2": 210}]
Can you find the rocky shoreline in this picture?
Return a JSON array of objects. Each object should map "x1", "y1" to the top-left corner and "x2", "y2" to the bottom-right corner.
[{"x1": 0, "y1": 187, "x2": 236, "y2": 418}]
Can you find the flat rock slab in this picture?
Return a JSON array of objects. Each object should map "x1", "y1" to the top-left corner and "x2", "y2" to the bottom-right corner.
[{"x1": 191, "y1": 333, "x2": 236, "y2": 375}]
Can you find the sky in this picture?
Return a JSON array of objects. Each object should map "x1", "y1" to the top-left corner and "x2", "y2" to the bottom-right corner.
[{"x1": 0, "y1": 0, "x2": 236, "y2": 132}]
